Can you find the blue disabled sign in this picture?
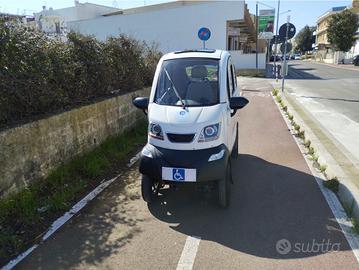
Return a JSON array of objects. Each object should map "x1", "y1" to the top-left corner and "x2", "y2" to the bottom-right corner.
[{"x1": 198, "y1": 27, "x2": 211, "y2": 41}]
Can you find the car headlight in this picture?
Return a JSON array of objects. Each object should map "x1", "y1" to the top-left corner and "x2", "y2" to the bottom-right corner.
[
  {"x1": 198, "y1": 123, "x2": 220, "y2": 142},
  {"x1": 149, "y1": 123, "x2": 164, "y2": 140}
]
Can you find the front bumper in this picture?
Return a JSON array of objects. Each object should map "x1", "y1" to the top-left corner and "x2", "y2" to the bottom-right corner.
[{"x1": 139, "y1": 144, "x2": 229, "y2": 182}]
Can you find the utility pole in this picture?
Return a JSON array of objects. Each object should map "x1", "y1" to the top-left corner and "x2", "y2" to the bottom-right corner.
[
  {"x1": 273, "y1": 0, "x2": 280, "y2": 81},
  {"x1": 281, "y1": 15, "x2": 290, "y2": 93},
  {"x1": 256, "y1": 2, "x2": 258, "y2": 71}
]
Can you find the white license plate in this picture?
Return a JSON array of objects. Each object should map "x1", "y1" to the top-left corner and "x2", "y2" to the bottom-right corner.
[{"x1": 162, "y1": 167, "x2": 196, "y2": 182}]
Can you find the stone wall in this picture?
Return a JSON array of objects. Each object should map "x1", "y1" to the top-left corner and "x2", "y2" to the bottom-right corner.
[{"x1": 0, "y1": 88, "x2": 149, "y2": 197}]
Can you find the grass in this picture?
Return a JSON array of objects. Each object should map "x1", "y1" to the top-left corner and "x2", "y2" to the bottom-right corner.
[
  {"x1": 0, "y1": 120, "x2": 147, "y2": 264},
  {"x1": 298, "y1": 130, "x2": 305, "y2": 139},
  {"x1": 343, "y1": 199, "x2": 355, "y2": 218},
  {"x1": 275, "y1": 95, "x2": 282, "y2": 103},
  {"x1": 272, "y1": 89, "x2": 279, "y2": 96},
  {"x1": 352, "y1": 218, "x2": 359, "y2": 234},
  {"x1": 323, "y1": 177, "x2": 339, "y2": 194},
  {"x1": 342, "y1": 199, "x2": 359, "y2": 234},
  {"x1": 319, "y1": 164, "x2": 327, "y2": 173}
]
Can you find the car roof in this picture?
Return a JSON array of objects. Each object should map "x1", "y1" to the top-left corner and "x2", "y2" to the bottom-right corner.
[{"x1": 162, "y1": 49, "x2": 225, "y2": 60}]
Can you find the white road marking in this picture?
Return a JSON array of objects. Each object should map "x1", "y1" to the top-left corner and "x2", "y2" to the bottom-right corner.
[
  {"x1": 1, "y1": 151, "x2": 142, "y2": 270},
  {"x1": 176, "y1": 236, "x2": 201, "y2": 270},
  {"x1": 271, "y1": 93, "x2": 359, "y2": 264}
]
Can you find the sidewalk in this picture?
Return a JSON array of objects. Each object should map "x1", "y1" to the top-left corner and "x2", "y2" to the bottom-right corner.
[
  {"x1": 13, "y1": 77, "x2": 359, "y2": 270},
  {"x1": 304, "y1": 60, "x2": 359, "y2": 72}
]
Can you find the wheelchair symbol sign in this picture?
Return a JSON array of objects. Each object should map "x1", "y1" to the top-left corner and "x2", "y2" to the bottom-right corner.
[{"x1": 173, "y1": 168, "x2": 185, "y2": 181}]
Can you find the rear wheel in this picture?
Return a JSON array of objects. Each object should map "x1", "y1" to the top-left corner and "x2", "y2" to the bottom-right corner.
[
  {"x1": 141, "y1": 175, "x2": 160, "y2": 203},
  {"x1": 218, "y1": 161, "x2": 231, "y2": 208}
]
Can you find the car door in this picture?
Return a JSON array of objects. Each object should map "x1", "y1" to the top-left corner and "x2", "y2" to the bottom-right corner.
[{"x1": 226, "y1": 58, "x2": 237, "y2": 151}]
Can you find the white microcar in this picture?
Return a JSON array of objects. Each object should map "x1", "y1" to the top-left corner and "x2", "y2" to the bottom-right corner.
[{"x1": 133, "y1": 49, "x2": 249, "y2": 207}]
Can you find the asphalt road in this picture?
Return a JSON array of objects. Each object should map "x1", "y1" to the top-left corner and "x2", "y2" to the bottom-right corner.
[
  {"x1": 283, "y1": 61, "x2": 359, "y2": 168},
  {"x1": 287, "y1": 61, "x2": 359, "y2": 123},
  {"x1": 15, "y1": 78, "x2": 358, "y2": 270}
]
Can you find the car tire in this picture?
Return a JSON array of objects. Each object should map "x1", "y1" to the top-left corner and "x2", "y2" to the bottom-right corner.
[
  {"x1": 218, "y1": 161, "x2": 231, "y2": 208},
  {"x1": 141, "y1": 174, "x2": 159, "y2": 203},
  {"x1": 231, "y1": 126, "x2": 239, "y2": 159}
]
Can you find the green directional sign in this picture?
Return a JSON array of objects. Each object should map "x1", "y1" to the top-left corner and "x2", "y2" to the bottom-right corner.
[{"x1": 259, "y1": 9, "x2": 275, "y2": 33}]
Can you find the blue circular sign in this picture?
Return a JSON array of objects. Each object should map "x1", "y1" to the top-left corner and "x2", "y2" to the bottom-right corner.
[{"x1": 198, "y1": 27, "x2": 211, "y2": 41}]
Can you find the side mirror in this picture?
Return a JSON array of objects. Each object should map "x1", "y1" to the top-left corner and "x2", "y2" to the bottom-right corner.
[
  {"x1": 133, "y1": 97, "x2": 149, "y2": 115},
  {"x1": 229, "y1": 96, "x2": 249, "y2": 110}
]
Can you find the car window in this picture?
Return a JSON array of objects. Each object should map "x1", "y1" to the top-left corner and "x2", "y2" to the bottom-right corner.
[
  {"x1": 231, "y1": 64, "x2": 237, "y2": 94},
  {"x1": 155, "y1": 58, "x2": 219, "y2": 107},
  {"x1": 227, "y1": 61, "x2": 234, "y2": 98}
]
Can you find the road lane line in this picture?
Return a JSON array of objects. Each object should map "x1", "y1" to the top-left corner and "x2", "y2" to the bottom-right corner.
[
  {"x1": 176, "y1": 236, "x2": 201, "y2": 270},
  {"x1": 1, "y1": 151, "x2": 142, "y2": 270},
  {"x1": 271, "y1": 93, "x2": 359, "y2": 264}
]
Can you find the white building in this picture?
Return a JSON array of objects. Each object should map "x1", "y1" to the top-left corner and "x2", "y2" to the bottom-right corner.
[
  {"x1": 67, "y1": 1, "x2": 266, "y2": 69},
  {"x1": 34, "y1": 1, "x2": 119, "y2": 35}
]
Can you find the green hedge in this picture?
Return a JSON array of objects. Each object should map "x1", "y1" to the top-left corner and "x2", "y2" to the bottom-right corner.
[{"x1": 0, "y1": 19, "x2": 161, "y2": 128}]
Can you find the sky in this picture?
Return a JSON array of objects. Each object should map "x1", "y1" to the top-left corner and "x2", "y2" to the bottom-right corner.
[{"x1": 0, "y1": 0, "x2": 353, "y2": 34}]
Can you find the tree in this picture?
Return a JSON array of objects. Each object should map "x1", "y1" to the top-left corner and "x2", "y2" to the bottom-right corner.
[
  {"x1": 295, "y1": 25, "x2": 316, "y2": 53},
  {"x1": 327, "y1": 10, "x2": 359, "y2": 52}
]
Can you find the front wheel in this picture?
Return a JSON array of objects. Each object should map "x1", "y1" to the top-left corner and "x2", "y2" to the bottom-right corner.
[
  {"x1": 218, "y1": 162, "x2": 231, "y2": 208},
  {"x1": 141, "y1": 175, "x2": 160, "y2": 203}
]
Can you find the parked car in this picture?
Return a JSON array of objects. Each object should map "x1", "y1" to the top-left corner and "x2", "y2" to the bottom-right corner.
[
  {"x1": 132, "y1": 49, "x2": 249, "y2": 207},
  {"x1": 294, "y1": 54, "x2": 301, "y2": 60},
  {"x1": 281, "y1": 55, "x2": 290, "y2": 60},
  {"x1": 353, "y1": 55, "x2": 359, "y2": 66}
]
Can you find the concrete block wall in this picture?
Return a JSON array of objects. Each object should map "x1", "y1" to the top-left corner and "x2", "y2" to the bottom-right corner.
[{"x1": 0, "y1": 88, "x2": 149, "y2": 198}]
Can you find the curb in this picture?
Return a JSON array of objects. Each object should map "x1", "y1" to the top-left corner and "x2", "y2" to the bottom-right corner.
[
  {"x1": 278, "y1": 91, "x2": 359, "y2": 221},
  {"x1": 271, "y1": 91, "x2": 359, "y2": 263},
  {"x1": 1, "y1": 151, "x2": 142, "y2": 270}
]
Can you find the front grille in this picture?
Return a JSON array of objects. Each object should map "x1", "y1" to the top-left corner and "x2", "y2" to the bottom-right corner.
[{"x1": 167, "y1": 133, "x2": 195, "y2": 143}]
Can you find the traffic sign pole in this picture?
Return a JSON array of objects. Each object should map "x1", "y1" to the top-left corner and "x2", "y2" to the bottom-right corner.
[
  {"x1": 274, "y1": 0, "x2": 281, "y2": 81},
  {"x1": 281, "y1": 16, "x2": 290, "y2": 93}
]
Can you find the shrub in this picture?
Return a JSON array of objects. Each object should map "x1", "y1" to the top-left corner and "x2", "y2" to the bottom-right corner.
[
  {"x1": 0, "y1": 20, "x2": 162, "y2": 128},
  {"x1": 324, "y1": 177, "x2": 339, "y2": 193},
  {"x1": 272, "y1": 89, "x2": 279, "y2": 96}
]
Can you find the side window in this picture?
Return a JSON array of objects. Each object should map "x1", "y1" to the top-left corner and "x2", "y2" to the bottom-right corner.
[
  {"x1": 227, "y1": 62, "x2": 233, "y2": 98},
  {"x1": 231, "y1": 64, "x2": 237, "y2": 94}
]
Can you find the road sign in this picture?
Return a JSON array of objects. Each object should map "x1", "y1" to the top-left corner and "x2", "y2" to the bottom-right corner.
[
  {"x1": 259, "y1": 9, "x2": 275, "y2": 33},
  {"x1": 280, "y1": 42, "x2": 292, "y2": 53},
  {"x1": 198, "y1": 27, "x2": 211, "y2": 41},
  {"x1": 279, "y1": 23, "x2": 296, "y2": 40}
]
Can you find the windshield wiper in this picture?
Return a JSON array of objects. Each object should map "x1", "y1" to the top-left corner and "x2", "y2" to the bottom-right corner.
[{"x1": 163, "y1": 68, "x2": 186, "y2": 109}]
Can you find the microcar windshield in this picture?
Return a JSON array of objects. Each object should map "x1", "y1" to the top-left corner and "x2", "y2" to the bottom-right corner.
[{"x1": 154, "y1": 58, "x2": 219, "y2": 107}]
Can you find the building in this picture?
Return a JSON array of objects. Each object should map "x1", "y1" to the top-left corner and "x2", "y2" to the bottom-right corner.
[
  {"x1": 315, "y1": 0, "x2": 359, "y2": 63},
  {"x1": 350, "y1": 0, "x2": 359, "y2": 55},
  {"x1": 33, "y1": 1, "x2": 119, "y2": 35},
  {"x1": 67, "y1": 0, "x2": 267, "y2": 69},
  {"x1": 316, "y1": 6, "x2": 346, "y2": 51}
]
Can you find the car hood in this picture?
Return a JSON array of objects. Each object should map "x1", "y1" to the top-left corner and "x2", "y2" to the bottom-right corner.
[{"x1": 148, "y1": 103, "x2": 223, "y2": 126}]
